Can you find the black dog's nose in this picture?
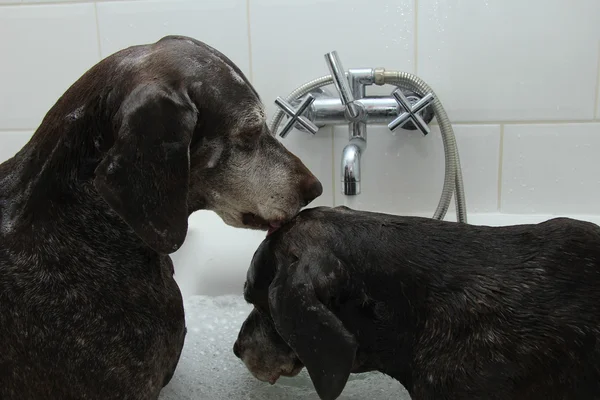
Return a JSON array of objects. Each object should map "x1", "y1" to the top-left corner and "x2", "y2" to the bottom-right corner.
[
  {"x1": 301, "y1": 177, "x2": 323, "y2": 206},
  {"x1": 233, "y1": 340, "x2": 241, "y2": 358}
]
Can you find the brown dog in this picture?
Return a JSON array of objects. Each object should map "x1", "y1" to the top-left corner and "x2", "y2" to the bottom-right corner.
[{"x1": 0, "y1": 35, "x2": 321, "y2": 399}]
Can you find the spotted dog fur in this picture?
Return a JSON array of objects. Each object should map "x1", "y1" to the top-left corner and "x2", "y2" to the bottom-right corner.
[
  {"x1": 0, "y1": 35, "x2": 322, "y2": 400},
  {"x1": 235, "y1": 206, "x2": 600, "y2": 400}
]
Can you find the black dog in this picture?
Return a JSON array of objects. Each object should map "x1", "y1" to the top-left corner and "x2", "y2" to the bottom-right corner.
[
  {"x1": 0, "y1": 35, "x2": 322, "y2": 399},
  {"x1": 234, "y1": 206, "x2": 600, "y2": 400}
]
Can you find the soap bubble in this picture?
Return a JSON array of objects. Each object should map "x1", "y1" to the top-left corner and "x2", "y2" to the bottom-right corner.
[{"x1": 159, "y1": 295, "x2": 411, "y2": 400}]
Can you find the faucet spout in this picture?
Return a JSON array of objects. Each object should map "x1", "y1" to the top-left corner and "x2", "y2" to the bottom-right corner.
[{"x1": 341, "y1": 138, "x2": 365, "y2": 195}]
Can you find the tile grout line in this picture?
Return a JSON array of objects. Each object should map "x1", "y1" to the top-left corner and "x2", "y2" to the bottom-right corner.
[
  {"x1": 93, "y1": 2, "x2": 102, "y2": 60},
  {"x1": 449, "y1": 119, "x2": 598, "y2": 126},
  {"x1": 331, "y1": 127, "x2": 336, "y2": 206},
  {"x1": 413, "y1": 0, "x2": 419, "y2": 74},
  {"x1": 0, "y1": 129, "x2": 33, "y2": 133},
  {"x1": 594, "y1": 40, "x2": 600, "y2": 120},
  {"x1": 246, "y1": 0, "x2": 254, "y2": 84},
  {"x1": 497, "y1": 125, "x2": 505, "y2": 212},
  {"x1": 1, "y1": 0, "x2": 148, "y2": 6}
]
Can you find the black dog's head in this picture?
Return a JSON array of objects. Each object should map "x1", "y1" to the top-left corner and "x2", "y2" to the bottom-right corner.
[
  {"x1": 233, "y1": 214, "x2": 365, "y2": 400},
  {"x1": 83, "y1": 36, "x2": 322, "y2": 254},
  {"x1": 233, "y1": 307, "x2": 305, "y2": 385}
]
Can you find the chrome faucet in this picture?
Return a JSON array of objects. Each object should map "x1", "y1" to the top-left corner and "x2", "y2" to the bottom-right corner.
[
  {"x1": 341, "y1": 139, "x2": 363, "y2": 195},
  {"x1": 272, "y1": 51, "x2": 435, "y2": 196},
  {"x1": 270, "y1": 50, "x2": 468, "y2": 223}
]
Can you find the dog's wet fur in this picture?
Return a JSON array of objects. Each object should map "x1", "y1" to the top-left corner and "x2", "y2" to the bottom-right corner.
[
  {"x1": 234, "y1": 206, "x2": 600, "y2": 400},
  {"x1": 0, "y1": 35, "x2": 322, "y2": 399}
]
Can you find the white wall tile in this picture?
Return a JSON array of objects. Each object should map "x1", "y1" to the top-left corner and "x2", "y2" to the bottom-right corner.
[
  {"x1": 333, "y1": 124, "x2": 501, "y2": 215},
  {"x1": 0, "y1": 131, "x2": 33, "y2": 163},
  {"x1": 418, "y1": 0, "x2": 600, "y2": 122},
  {"x1": 21, "y1": 0, "x2": 89, "y2": 3},
  {"x1": 20, "y1": 0, "x2": 137, "y2": 2},
  {"x1": 0, "y1": 4, "x2": 100, "y2": 130},
  {"x1": 596, "y1": 42, "x2": 600, "y2": 119},
  {"x1": 250, "y1": 0, "x2": 415, "y2": 120},
  {"x1": 96, "y1": 0, "x2": 250, "y2": 78},
  {"x1": 501, "y1": 123, "x2": 600, "y2": 214},
  {"x1": 23, "y1": 0, "x2": 93, "y2": 2}
]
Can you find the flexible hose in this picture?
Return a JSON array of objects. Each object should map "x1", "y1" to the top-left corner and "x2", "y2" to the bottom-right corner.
[
  {"x1": 269, "y1": 72, "x2": 467, "y2": 223},
  {"x1": 384, "y1": 71, "x2": 467, "y2": 223}
]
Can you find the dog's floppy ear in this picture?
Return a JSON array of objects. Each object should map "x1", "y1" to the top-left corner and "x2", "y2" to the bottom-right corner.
[
  {"x1": 94, "y1": 84, "x2": 197, "y2": 254},
  {"x1": 268, "y1": 252, "x2": 357, "y2": 400}
]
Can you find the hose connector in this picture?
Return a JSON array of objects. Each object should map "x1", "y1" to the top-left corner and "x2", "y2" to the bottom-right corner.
[{"x1": 373, "y1": 67, "x2": 386, "y2": 86}]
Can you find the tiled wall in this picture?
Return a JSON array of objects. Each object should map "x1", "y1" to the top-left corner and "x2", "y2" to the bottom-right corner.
[{"x1": 1, "y1": 0, "x2": 599, "y2": 296}]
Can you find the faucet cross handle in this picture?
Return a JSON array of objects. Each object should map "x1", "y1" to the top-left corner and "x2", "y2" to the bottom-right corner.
[
  {"x1": 388, "y1": 89, "x2": 435, "y2": 135},
  {"x1": 274, "y1": 94, "x2": 318, "y2": 138},
  {"x1": 324, "y1": 51, "x2": 361, "y2": 119}
]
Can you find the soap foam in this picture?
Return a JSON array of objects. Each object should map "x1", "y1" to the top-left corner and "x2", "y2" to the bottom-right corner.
[{"x1": 159, "y1": 295, "x2": 411, "y2": 400}]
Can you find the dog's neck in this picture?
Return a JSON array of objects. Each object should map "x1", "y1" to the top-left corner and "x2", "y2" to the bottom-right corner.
[
  {"x1": 344, "y1": 317, "x2": 418, "y2": 392},
  {"x1": 334, "y1": 283, "x2": 421, "y2": 390},
  {"x1": 0, "y1": 111, "x2": 142, "y2": 248}
]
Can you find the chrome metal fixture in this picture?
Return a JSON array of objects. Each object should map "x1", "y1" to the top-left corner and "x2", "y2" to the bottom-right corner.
[{"x1": 269, "y1": 51, "x2": 467, "y2": 223}]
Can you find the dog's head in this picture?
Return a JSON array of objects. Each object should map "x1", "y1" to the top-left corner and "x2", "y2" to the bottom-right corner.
[
  {"x1": 186, "y1": 96, "x2": 322, "y2": 234},
  {"x1": 93, "y1": 37, "x2": 322, "y2": 254},
  {"x1": 233, "y1": 236, "x2": 359, "y2": 400}
]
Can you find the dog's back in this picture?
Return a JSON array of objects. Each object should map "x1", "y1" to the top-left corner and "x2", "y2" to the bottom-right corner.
[
  {"x1": 0, "y1": 168, "x2": 185, "y2": 399},
  {"x1": 279, "y1": 206, "x2": 600, "y2": 399}
]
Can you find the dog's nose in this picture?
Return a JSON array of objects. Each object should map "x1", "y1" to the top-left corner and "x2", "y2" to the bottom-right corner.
[
  {"x1": 233, "y1": 340, "x2": 241, "y2": 358},
  {"x1": 301, "y1": 177, "x2": 323, "y2": 206}
]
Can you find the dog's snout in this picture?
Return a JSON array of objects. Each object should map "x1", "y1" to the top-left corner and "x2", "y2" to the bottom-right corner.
[
  {"x1": 301, "y1": 177, "x2": 323, "y2": 206},
  {"x1": 233, "y1": 340, "x2": 241, "y2": 358}
]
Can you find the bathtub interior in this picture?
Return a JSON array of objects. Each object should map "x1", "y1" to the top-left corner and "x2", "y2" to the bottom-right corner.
[
  {"x1": 158, "y1": 295, "x2": 410, "y2": 400},
  {"x1": 166, "y1": 210, "x2": 600, "y2": 399}
]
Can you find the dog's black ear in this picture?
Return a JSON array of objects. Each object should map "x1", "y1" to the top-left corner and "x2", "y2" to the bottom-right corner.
[
  {"x1": 94, "y1": 85, "x2": 197, "y2": 254},
  {"x1": 268, "y1": 253, "x2": 356, "y2": 400}
]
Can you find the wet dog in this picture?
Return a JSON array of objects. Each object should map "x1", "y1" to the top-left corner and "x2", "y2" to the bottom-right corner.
[
  {"x1": 234, "y1": 206, "x2": 600, "y2": 400},
  {"x1": 0, "y1": 35, "x2": 321, "y2": 399}
]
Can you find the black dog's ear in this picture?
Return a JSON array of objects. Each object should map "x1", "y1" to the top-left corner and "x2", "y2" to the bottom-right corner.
[
  {"x1": 94, "y1": 85, "x2": 197, "y2": 254},
  {"x1": 268, "y1": 253, "x2": 357, "y2": 400}
]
